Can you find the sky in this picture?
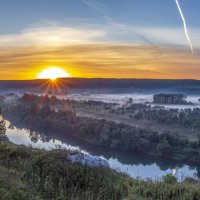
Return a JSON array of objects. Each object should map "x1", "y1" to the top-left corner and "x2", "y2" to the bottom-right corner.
[{"x1": 0, "y1": 0, "x2": 200, "y2": 80}]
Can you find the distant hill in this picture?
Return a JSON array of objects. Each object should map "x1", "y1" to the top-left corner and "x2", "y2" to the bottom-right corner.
[{"x1": 0, "y1": 78, "x2": 200, "y2": 94}]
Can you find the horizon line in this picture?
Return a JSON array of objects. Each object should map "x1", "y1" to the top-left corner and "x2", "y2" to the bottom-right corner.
[{"x1": 0, "y1": 77, "x2": 199, "y2": 81}]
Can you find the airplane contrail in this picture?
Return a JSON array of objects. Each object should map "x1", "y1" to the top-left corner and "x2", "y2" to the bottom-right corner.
[{"x1": 175, "y1": 0, "x2": 193, "y2": 54}]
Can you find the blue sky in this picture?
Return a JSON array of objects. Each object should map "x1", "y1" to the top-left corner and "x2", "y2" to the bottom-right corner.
[
  {"x1": 0, "y1": 0, "x2": 199, "y2": 48},
  {"x1": 0, "y1": 0, "x2": 199, "y2": 34},
  {"x1": 0, "y1": 0, "x2": 200, "y2": 80}
]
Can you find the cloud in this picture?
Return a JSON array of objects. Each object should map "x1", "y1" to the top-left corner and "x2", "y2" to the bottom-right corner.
[
  {"x1": 0, "y1": 42, "x2": 200, "y2": 80},
  {"x1": 0, "y1": 22, "x2": 200, "y2": 80},
  {"x1": 82, "y1": 0, "x2": 106, "y2": 12},
  {"x1": 0, "y1": 25, "x2": 106, "y2": 48},
  {"x1": 104, "y1": 17, "x2": 200, "y2": 51},
  {"x1": 1, "y1": 20, "x2": 200, "y2": 51}
]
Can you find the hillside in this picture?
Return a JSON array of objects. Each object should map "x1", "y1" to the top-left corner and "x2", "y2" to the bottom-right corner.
[
  {"x1": 1, "y1": 118, "x2": 200, "y2": 200},
  {"x1": 0, "y1": 141, "x2": 200, "y2": 200},
  {"x1": 0, "y1": 78, "x2": 200, "y2": 94}
]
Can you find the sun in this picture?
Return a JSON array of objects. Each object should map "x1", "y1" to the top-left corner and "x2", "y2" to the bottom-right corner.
[{"x1": 37, "y1": 67, "x2": 70, "y2": 80}]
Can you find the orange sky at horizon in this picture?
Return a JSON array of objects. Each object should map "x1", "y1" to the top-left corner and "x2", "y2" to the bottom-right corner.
[
  {"x1": 0, "y1": 0, "x2": 200, "y2": 81},
  {"x1": 0, "y1": 43, "x2": 200, "y2": 80}
]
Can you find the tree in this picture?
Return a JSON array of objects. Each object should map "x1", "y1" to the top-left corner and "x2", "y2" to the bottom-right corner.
[
  {"x1": 157, "y1": 138, "x2": 173, "y2": 156},
  {"x1": 0, "y1": 120, "x2": 6, "y2": 135},
  {"x1": 0, "y1": 106, "x2": 7, "y2": 142},
  {"x1": 0, "y1": 106, "x2": 6, "y2": 135},
  {"x1": 126, "y1": 98, "x2": 133, "y2": 106},
  {"x1": 163, "y1": 174, "x2": 177, "y2": 184}
]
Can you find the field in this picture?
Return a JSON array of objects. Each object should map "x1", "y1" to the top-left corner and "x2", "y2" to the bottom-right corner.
[{"x1": 72, "y1": 102, "x2": 199, "y2": 141}]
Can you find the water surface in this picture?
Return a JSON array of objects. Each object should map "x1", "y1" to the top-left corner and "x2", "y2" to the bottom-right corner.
[{"x1": 5, "y1": 120, "x2": 199, "y2": 181}]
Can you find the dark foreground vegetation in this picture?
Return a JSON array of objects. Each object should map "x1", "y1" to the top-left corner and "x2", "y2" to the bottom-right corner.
[
  {"x1": 1, "y1": 119, "x2": 200, "y2": 200},
  {"x1": 2, "y1": 94, "x2": 200, "y2": 164}
]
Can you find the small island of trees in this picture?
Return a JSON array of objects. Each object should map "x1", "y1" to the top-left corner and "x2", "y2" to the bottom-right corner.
[{"x1": 153, "y1": 93, "x2": 188, "y2": 104}]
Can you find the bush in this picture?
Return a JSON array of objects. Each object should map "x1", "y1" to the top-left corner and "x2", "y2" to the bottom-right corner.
[
  {"x1": 0, "y1": 120, "x2": 6, "y2": 136},
  {"x1": 183, "y1": 177, "x2": 199, "y2": 184},
  {"x1": 0, "y1": 135, "x2": 8, "y2": 143},
  {"x1": 163, "y1": 174, "x2": 177, "y2": 184},
  {"x1": 157, "y1": 139, "x2": 173, "y2": 156}
]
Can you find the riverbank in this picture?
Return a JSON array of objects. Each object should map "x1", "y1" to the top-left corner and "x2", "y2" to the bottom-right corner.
[
  {"x1": 3, "y1": 97, "x2": 200, "y2": 166},
  {"x1": 1, "y1": 141, "x2": 200, "y2": 200}
]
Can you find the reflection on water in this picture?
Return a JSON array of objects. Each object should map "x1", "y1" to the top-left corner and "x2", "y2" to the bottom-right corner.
[
  {"x1": 5, "y1": 120, "x2": 199, "y2": 181},
  {"x1": 6, "y1": 121, "x2": 84, "y2": 152}
]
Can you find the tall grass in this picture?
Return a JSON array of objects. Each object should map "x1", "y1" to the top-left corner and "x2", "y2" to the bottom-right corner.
[{"x1": 0, "y1": 142, "x2": 200, "y2": 200}]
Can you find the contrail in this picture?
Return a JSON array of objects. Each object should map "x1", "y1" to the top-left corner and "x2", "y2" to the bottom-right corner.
[{"x1": 175, "y1": 0, "x2": 193, "y2": 54}]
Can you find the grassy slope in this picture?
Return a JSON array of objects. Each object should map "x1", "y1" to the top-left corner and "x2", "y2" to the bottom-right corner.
[{"x1": 0, "y1": 142, "x2": 200, "y2": 200}]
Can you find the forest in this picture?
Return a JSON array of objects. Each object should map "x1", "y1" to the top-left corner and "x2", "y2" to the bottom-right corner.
[
  {"x1": 2, "y1": 94, "x2": 200, "y2": 164},
  {"x1": 112, "y1": 103, "x2": 200, "y2": 130}
]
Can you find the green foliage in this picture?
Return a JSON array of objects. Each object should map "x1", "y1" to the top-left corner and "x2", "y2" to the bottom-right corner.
[
  {"x1": 0, "y1": 106, "x2": 6, "y2": 142},
  {"x1": 0, "y1": 167, "x2": 31, "y2": 200},
  {"x1": 0, "y1": 122, "x2": 6, "y2": 135},
  {"x1": 157, "y1": 138, "x2": 173, "y2": 156},
  {"x1": 1, "y1": 143, "x2": 200, "y2": 200},
  {"x1": 184, "y1": 177, "x2": 199, "y2": 184},
  {"x1": 0, "y1": 134, "x2": 8, "y2": 143},
  {"x1": 4, "y1": 94, "x2": 200, "y2": 163},
  {"x1": 113, "y1": 101, "x2": 200, "y2": 130},
  {"x1": 163, "y1": 174, "x2": 177, "y2": 184}
]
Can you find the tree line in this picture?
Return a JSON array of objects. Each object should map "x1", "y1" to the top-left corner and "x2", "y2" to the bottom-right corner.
[
  {"x1": 2, "y1": 94, "x2": 200, "y2": 164},
  {"x1": 111, "y1": 103, "x2": 200, "y2": 130}
]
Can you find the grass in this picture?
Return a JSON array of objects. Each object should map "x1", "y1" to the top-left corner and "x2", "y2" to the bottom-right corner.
[{"x1": 1, "y1": 141, "x2": 200, "y2": 200}]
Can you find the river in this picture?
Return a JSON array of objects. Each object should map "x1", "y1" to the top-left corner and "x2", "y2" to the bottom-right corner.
[{"x1": 5, "y1": 120, "x2": 199, "y2": 182}]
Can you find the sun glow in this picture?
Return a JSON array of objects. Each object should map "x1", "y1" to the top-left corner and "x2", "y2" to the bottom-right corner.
[{"x1": 37, "y1": 67, "x2": 70, "y2": 80}]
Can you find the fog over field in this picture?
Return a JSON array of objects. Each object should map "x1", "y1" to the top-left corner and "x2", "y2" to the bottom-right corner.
[{"x1": 67, "y1": 93, "x2": 200, "y2": 109}]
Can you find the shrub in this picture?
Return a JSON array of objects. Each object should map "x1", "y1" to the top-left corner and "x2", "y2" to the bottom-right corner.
[{"x1": 163, "y1": 174, "x2": 177, "y2": 184}]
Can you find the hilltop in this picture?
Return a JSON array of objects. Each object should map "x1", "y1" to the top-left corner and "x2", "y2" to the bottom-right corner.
[{"x1": 0, "y1": 78, "x2": 200, "y2": 94}]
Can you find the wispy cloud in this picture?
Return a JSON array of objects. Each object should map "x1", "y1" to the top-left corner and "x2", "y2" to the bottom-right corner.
[
  {"x1": 0, "y1": 22, "x2": 200, "y2": 80},
  {"x1": 1, "y1": 19, "x2": 199, "y2": 50},
  {"x1": 0, "y1": 41, "x2": 200, "y2": 80},
  {"x1": 104, "y1": 17, "x2": 200, "y2": 50},
  {"x1": 0, "y1": 25, "x2": 106, "y2": 48},
  {"x1": 104, "y1": 17, "x2": 162, "y2": 59},
  {"x1": 82, "y1": 0, "x2": 106, "y2": 12}
]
